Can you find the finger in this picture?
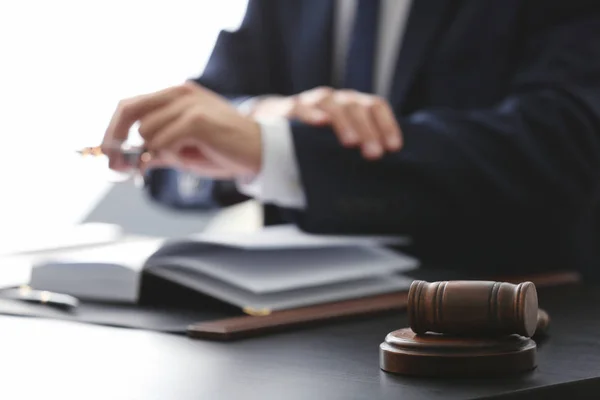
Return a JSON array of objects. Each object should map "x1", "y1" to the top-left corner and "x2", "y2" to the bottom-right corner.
[
  {"x1": 108, "y1": 153, "x2": 131, "y2": 172},
  {"x1": 92, "y1": 141, "x2": 127, "y2": 171},
  {"x1": 137, "y1": 149, "x2": 185, "y2": 174},
  {"x1": 141, "y1": 144, "x2": 233, "y2": 179},
  {"x1": 318, "y1": 96, "x2": 360, "y2": 147},
  {"x1": 137, "y1": 151, "x2": 167, "y2": 175},
  {"x1": 290, "y1": 103, "x2": 331, "y2": 126},
  {"x1": 371, "y1": 100, "x2": 403, "y2": 151},
  {"x1": 328, "y1": 106, "x2": 360, "y2": 146},
  {"x1": 292, "y1": 87, "x2": 337, "y2": 126},
  {"x1": 138, "y1": 96, "x2": 194, "y2": 142},
  {"x1": 343, "y1": 103, "x2": 384, "y2": 159},
  {"x1": 147, "y1": 113, "x2": 192, "y2": 151},
  {"x1": 102, "y1": 85, "x2": 191, "y2": 152},
  {"x1": 170, "y1": 141, "x2": 232, "y2": 178},
  {"x1": 99, "y1": 136, "x2": 129, "y2": 171}
]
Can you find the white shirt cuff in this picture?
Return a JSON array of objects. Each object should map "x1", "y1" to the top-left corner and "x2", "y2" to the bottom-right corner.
[{"x1": 236, "y1": 117, "x2": 307, "y2": 209}]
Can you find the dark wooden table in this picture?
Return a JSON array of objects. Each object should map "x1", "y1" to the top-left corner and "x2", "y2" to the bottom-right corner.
[{"x1": 2, "y1": 283, "x2": 599, "y2": 400}]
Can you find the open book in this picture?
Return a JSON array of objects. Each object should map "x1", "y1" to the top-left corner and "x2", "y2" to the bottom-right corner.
[{"x1": 26, "y1": 225, "x2": 419, "y2": 312}]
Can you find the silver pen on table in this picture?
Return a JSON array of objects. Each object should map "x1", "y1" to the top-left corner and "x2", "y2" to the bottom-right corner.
[{"x1": 0, "y1": 285, "x2": 79, "y2": 311}]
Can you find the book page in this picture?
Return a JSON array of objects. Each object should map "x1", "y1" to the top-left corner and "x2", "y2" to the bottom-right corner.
[
  {"x1": 149, "y1": 246, "x2": 418, "y2": 294},
  {"x1": 187, "y1": 224, "x2": 409, "y2": 250}
]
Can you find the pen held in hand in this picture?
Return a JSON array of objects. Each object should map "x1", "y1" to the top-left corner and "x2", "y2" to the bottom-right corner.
[
  {"x1": 76, "y1": 141, "x2": 213, "y2": 178},
  {"x1": 76, "y1": 144, "x2": 152, "y2": 171}
]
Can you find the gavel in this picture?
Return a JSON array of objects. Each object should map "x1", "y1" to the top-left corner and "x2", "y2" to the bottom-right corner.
[
  {"x1": 408, "y1": 280, "x2": 549, "y2": 337},
  {"x1": 380, "y1": 280, "x2": 550, "y2": 377}
]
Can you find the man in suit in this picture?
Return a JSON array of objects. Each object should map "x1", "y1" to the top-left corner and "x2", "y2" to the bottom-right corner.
[{"x1": 102, "y1": 0, "x2": 600, "y2": 277}]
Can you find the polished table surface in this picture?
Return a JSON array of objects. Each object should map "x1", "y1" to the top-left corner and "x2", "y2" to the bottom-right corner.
[{"x1": 2, "y1": 283, "x2": 600, "y2": 400}]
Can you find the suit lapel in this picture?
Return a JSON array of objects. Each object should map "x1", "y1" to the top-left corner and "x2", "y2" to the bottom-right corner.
[
  {"x1": 290, "y1": 0, "x2": 335, "y2": 92},
  {"x1": 389, "y1": 0, "x2": 456, "y2": 111}
]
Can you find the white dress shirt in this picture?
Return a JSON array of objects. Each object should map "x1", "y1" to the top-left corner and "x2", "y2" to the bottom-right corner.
[{"x1": 237, "y1": 0, "x2": 413, "y2": 209}]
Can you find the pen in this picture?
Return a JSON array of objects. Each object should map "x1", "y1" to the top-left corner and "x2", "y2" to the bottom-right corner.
[
  {"x1": 0, "y1": 285, "x2": 79, "y2": 311},
  {"x1": 76, "y1": 144, "x2": 152, "y2": 169}
]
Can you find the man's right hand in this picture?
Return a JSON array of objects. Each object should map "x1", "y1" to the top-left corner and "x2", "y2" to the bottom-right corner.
[{"x1": 249, "y1": 87, "x2": 403, "y2": 160}]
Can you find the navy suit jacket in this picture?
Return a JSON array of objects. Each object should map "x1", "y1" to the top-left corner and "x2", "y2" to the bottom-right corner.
[{"x1": 148, "y1": 0, "x2": 600, "y2": 277}]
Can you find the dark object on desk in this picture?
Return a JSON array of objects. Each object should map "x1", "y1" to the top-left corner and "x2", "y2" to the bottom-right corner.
[
  {"x1": 408, "y1": 280, "x2": 538, "y2": 337},
  {"x1": 380, "y1": 280, "x2": 548, "y2": 377}
]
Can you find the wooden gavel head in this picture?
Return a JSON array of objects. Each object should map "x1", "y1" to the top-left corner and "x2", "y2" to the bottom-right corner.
[{"x1": 408, "y1": 280, "x2": 539, "y2": 337}]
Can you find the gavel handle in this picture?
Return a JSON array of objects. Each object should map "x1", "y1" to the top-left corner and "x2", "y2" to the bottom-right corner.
[{"x1": 536, "y1": 309, "x2": 550, "y2": 336}]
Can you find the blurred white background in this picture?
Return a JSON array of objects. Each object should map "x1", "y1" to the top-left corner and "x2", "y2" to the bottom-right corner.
[{"x1": 0, "y1": 0, "x2": 248, "y2": 239}]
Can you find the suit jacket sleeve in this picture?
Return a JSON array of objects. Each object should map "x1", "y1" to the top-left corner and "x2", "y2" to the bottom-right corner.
[
  {"x1": 288, "y1": 8, "x2": 600, "y2": 265},
  {"x1": 191, "y1": 0, "x2": 280, "y2": 103}
]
